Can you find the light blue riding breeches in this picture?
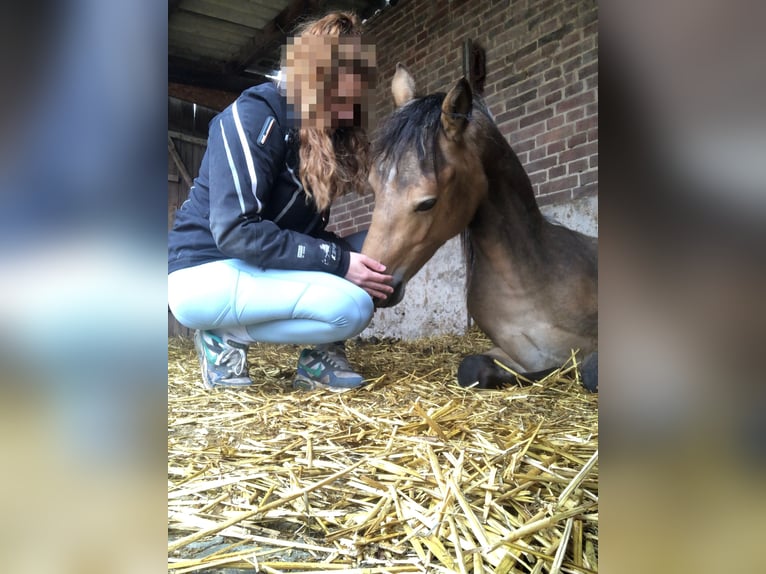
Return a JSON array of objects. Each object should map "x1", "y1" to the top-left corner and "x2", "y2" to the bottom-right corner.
[{"x1": 168, "y1": 258, "x2": 374, "y2": 345}]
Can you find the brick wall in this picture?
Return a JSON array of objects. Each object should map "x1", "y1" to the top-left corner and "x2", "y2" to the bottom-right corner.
[{"x1": 328, "y1": 0, "x2": 598, "y2": 236}]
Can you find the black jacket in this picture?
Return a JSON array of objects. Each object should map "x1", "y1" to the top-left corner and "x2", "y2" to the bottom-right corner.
[{"x1": 168, "y1": 82, "x2": 351, "y2": 276}]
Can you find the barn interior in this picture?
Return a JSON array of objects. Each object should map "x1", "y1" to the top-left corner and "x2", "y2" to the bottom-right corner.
[{"x1": 168, "y1": 1, "x2": 599, "y2": 571}]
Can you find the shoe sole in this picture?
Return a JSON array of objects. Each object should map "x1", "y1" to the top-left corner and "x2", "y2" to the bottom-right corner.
[
  {"x1": 293, "y1": 374, "x2": 362, "y2": 393},
  {"x1": 202, "y1": 378, "x2": 254, "y2": 390},
  {"x1": 201, "y1": 362, "x2": 253, "y2": 390}
]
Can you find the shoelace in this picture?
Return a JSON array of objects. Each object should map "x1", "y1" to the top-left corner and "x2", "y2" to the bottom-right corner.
[
  {"x1": 215, "y1": 347, "x2": 247, "y2": 376},
  {"x1": 316, "y1": 350, "x2": 352, "y2": 372}
]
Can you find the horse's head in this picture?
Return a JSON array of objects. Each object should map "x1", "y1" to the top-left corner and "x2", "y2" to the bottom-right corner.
[{"x1": 362, "y1": 65, "x2": 488, "y2": 307}]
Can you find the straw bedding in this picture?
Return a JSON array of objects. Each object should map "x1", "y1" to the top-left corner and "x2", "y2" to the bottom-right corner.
[{"x1": 168, "y1": 329, "x2": 598, "y2": 573}]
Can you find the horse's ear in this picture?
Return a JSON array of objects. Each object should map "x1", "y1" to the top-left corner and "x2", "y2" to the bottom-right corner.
[
  {"x1": 441, "y1": 77, "x2": 473, "y2": 142},
  {"x1": 391, "y1": 63, "x2": 416, "y2": 107}
]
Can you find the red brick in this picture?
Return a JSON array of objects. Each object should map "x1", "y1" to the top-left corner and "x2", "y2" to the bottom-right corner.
[
  {"x1": 538, "y1": 175, "x2": 579, "y2": 196},
  {"x1": 536, "y1": 123, "x2": 575, "y2": 147},
  {"x1": 529, "y1": 171, "x2": 547, "y2": 186},
  {"x1": 535, "y1": 190, "x2": 570, "y2": 205},
  {"x1": 575, "y1": 116, "x2": 598, "y2": 132},
  {"x1": 579, "y1": 170, "x2": 598, "y2": 185},
  {"x1": 555, "y1": 91, "x2": 596, "y2": 113},
  {"x1": 523, "y1": 98, "x2": 542, "y2": 115},
  {"x1": 558, "y1": 142, "x2": 597, "y2": 164},
  {"x1": 548, "y1": 165, "x2": 566, "y2": 179},
  {"x1": 546, "y1": 115, "x2": 565, "y2": 130},
  {"x1": 509, "y1": 120, "x2": 547, "y2": 146},
  {"x1": 545, "y1": 91, "x2": 562, "y2": 105},
  {"x1": 349, "y1": 206, "x2": 371, "y2": 220},
  {"x1": 544, "y1": 67, "x2": 561, "y2": 82},
  {"x1": 512, "y1": 138, "x2": 536, "y2": 155},
  {"x1": 561, "y1": 29, "x2": 582, "y2": 48},
  {"x1": 562, "y1": 56, "x2": 582, "y2": 74},
  {"x1": 539, "y1": 77, "x2": 564, "y2": 96},
  {"x1": 526, "y1": 156, "x2": 558, "y2": 174},
  {"x1": 546, "y1": 140, "x2": 566, "y2": 155},
  {"x1": 568, "y1": 158, "x2": 589, "y2": 174},
  {"x1": 519, "y1": 107, "x2": 553, "y2": 128},
  {"x1": 578, "y1": 61, "x2": 598, "y2": 81},
  {"x1": 567, "y1": 132, "x2": 587, "y2": 148},
  {"x1": 528, "y1": 146, "x2": 546, "y2": 161},
  {"x1": 564, "y1": 81, "x2": 584, "y2": 98},
  {"x1": 566, "y1": 108, "x2": 585, "y2": 123},
  {"x1": 495, "y1": 107, "x2": 525, "y2": 125}
]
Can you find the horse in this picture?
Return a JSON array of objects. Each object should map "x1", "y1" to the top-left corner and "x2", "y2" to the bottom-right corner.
[{"x1": 361, "y1": 65, "x2": 598, "y2": 391}]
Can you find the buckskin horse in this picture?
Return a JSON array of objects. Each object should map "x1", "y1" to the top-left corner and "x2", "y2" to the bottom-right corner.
[{"x1": 361, "y1": 65, "x2": 598, "y2": 391}]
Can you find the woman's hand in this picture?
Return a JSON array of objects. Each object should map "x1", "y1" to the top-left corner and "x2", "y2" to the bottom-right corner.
[{"x1": 345, "y1": 252, "x2": 394, "y2": 301}]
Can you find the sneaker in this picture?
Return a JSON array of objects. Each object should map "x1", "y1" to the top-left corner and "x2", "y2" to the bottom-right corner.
[
  {"x1": 193, "y1": 330, "x2": 253, "y2": 389},
  {"x1": 293, "y1": 343, "x2": 365, "y2": 392}
]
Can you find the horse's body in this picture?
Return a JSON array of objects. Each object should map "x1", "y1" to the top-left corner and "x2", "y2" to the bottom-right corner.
[{"x1": 361, "y1": 65, "x2": 598, "y2": 390}]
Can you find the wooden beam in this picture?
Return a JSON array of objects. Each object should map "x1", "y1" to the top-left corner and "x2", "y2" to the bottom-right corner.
[
  {"x1": 168, "y1": 81, "x2": 241, "y2": 111},
  {"x1": 234, "y1": 0, "x2": 327, "y2": 73},
  {"x1": 167, "y1": 135, "x2": 194, "y2": 190},
  {"x1": 168, "y1": 53, "x2": 269, "y2": 93},
  {"x1": 168, "y1": 130, "x2": 208, "y2": 148}
]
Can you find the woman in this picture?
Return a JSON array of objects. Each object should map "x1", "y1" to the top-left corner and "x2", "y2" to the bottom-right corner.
[{"x1": 168, "y1": 12, "x2": 393, "y2": 391}]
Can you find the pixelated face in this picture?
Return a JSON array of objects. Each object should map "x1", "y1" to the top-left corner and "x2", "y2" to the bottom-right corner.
[{"x1": 283, "y1": 36, "x2": 376, "y2": 129}]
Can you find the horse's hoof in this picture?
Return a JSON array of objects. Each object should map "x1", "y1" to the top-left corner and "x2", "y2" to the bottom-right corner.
[
  {"x1": 457, "y1": 355, "x2": 507, "y2": 389},
  {"x1": 581, "y1": 352, "x2": 598, "y2": 392},
  {"x1": 457, "y1": 355, "x2": 564, "y2": 390}
]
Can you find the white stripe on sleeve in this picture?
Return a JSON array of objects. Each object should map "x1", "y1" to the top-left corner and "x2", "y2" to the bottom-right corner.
[
  {"x1": 232, "y1": 100, "x2": 263, "y2": 213},
  {"x1": 220, "y1": 120, "x2": 246, "y2": 214}
]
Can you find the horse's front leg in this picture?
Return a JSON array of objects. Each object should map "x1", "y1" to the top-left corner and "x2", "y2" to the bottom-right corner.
[
  {"x1": 456, "y1": 347, "x2": 555, "y2": 389},
  {"x1": 457, "y1": 347, "x2": 598, "y2": 392},
  {"x1": 580, "y1": 351, "x2": 597, "y2": 392}
]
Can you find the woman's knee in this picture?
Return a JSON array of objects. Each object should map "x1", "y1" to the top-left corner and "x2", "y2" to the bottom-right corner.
[
  {"x1": 168, "y1": 264, "x2": 233, "y2": 330},
  {"x1": 335, "y1": 290, "x2": 374, "y2": 338},
  {"x1": 168, "y1": 287, "x2": 220, "y2": 330},
  {"x1": 294, "y1": 280, "x2": 373, "y2": 336}
]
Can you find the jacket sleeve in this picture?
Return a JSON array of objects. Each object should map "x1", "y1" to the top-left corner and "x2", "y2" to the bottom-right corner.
[
  {"x1": 205, "y1": 91, "x2": 349, "y2": 276},
  {"x1": 313, "y1": 228, "x2": 353, "y2": 252}
]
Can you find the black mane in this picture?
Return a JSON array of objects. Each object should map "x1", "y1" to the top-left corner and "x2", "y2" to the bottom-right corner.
[
  {"x1": 372, "y1": 92, "x2": 491, "y2": 174},
  {"x1": 372, "y1": 93, "x2": 446, "y2": 174}
]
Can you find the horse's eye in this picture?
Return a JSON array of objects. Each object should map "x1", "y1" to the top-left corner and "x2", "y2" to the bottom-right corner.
[{"x1": 415, "y1": 198, "x2": 437, "y2": 212}]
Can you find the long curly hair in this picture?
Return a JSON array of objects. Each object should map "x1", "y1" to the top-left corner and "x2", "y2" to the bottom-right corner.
[{"x1": 283, "y1": 11, "x2": 376, "y2": 212}]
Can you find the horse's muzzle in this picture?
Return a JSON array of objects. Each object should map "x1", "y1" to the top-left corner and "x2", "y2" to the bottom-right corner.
[{"x1": 375, "y1": 281, "x2": 405, "y2": 308}]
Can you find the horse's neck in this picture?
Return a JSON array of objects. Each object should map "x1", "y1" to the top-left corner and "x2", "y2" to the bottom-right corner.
[{"x1": 469, "y1": 148, "x2": 545, "y2": 251}]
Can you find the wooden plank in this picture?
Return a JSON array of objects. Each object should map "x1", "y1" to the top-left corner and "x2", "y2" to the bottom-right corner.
[
  {"x1": 168, "y1": 84, "x2": 237, "y2": 113},
  {"x1": 178, "y1": 0, "x2": 282, "y2": 30},
  {"x1": 168, "y1": 129, "x2": 209, "y2": 148},
  {"x1": 168, "y1": 135, "x2": 194, "y2": 190},
  {"x1": 168, "y1": 33, "x2": 241, "y2": 58},
  {"x1": 170, "y1": 11, "x2": 256, "y2": 40},
  {"x1": 236, "y1": 0, "x2": 327, "y2": 70}
]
